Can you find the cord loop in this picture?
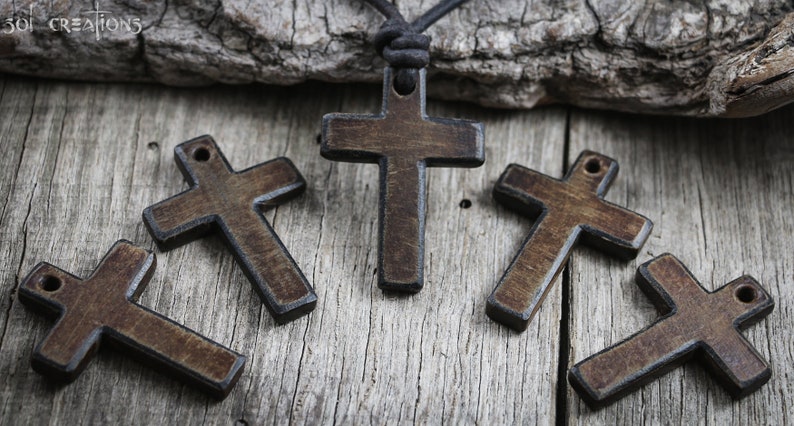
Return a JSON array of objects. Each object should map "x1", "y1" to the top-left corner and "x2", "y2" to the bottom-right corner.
[
  {"x1": 372, "y1": 18, "x2": 430, "y2": 94},
  {"x1": 363, "y1": 0, "x2": 471, "y2": 94}
]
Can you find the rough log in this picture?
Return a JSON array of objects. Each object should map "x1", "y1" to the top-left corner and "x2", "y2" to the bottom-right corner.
[{"x1": 0, "y1": 0, "x2": 792, "y2": 116}]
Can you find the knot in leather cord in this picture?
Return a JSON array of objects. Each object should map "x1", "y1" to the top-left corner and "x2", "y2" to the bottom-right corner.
[{"x1": 372, "y1": 18, "x2": 430, "y2": 94}]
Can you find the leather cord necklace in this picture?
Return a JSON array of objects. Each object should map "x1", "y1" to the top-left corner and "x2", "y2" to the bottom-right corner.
[{"x1": 320, "y1": 0, "x2": 485, "y2": 292}]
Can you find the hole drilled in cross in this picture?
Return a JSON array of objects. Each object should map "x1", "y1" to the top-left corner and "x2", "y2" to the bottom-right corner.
[
  {"x1": 194, "y1": 148, "x2": 211, "y2": 162},
  {"x1": 40, "y1": 275, "x2": 61, "y2": 292},
  {"x1": 459, "y1": 199, "x2": 472, "y2": 209},
  {"x1": 585, "y1": 159, "x2": 601, "y2": 174},
  {"x1": 735, "y1": 285, "x2": 757, "y2": 303}
]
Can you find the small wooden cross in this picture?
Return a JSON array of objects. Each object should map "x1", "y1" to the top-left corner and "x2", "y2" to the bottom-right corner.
[
  {"x1": 321, "y1": 68, "x2": 484, "y2": 292},
  {"x1": 18, "y1": 240, "x2": 246, "y2": 399},
  {"x1": 143, "y1": 136, "x2": 316, "y2": 323},
  {"x1": 487, "y1": 151, "x2": 653, "y2": 331},
  {"x1": 568, "y1": 254, "x2": 775, "y2": 408}
]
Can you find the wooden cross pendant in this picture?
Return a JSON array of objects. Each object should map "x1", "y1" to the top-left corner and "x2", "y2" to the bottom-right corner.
[
  {"x1": 18, "y1": 240, "x2": 246, "y2": 399},
  {"x1": 143, "y1": 136, "x2": 316, "y2": 323},
  {"x1": 568, "y1": 254, "x2": 775, "y2": 408},
  {"x1": 487, "y1": 151, "x2": 653, "y2": 331},
  {"x1": 321, "y1": 68, "x2": 485, "y2": 292}
]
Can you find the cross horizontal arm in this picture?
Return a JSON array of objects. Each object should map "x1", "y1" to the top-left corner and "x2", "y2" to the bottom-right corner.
[
  {"x1": 637, "y1": 254, "x2": 706, "y2": 312},
  {"x1": 704, "y1": 332, "x2": 771, "y2": 397},
  {"x1": 493, "y1": 164, "x2": 564, "y2": 217},
  {"x1": 143, "y1": 188, "x2": 213, "y2": 250},
  {"x1": 30, "y1": 315, "x2": 103, "y2": 381},
  {"x1": 580, "y1": 202, "x2": 653, "y2": 260},
  {"x1": 239, "y1": 158, "x2": 307, "y2": 207},
  {"x1": 322, "y1": 114, "x2": 385, "y2": 161}
]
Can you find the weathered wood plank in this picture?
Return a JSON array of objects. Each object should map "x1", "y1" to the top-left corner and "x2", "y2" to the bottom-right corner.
[
  {"x1": 0, "y1": 77, "x2": 567, "y2": 423},
  {"x1": 565, "y1": 108, "x2": 794, "y2": 423}
]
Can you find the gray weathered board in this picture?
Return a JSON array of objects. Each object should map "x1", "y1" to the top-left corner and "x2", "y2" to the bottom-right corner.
[{"x1": 0, "y1": 75, "x2": 791, "y2": 424}]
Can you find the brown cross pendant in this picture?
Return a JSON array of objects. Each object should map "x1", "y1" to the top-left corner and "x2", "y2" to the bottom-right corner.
[
  {"x1": 569, "y1": 254, "x2": 774, "y2": 408},
  {"x1": 143, "y1": 136, "x2": 316, "y2": 323},
  {"x1": 321, "y1": 68, "x2": 485, "y2": 292},
  {"x1": 19, "y1": 240, "x2": 246, "y2": 399},
  {"x1": 487, "y1": 151, "x2": 653, "y2": 331}
]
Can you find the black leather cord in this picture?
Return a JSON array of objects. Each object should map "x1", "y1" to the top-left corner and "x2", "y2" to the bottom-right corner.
[{"x1": 362, "y1": 0, "x2": 472, "y2": 94}]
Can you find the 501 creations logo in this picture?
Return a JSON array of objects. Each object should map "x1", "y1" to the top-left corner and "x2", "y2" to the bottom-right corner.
[{"x1": 3, "y1": 1, "x2": 143, "y2": 40}]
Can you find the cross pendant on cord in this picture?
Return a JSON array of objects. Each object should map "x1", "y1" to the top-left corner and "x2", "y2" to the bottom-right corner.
[{"x1": 322, "y1": 68, "x2": 484, "y2": 292}]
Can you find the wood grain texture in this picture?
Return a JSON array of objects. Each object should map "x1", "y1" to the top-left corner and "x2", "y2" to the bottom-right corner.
[
  {"x1": 487, "y1": 151, "x2": 652, "y2": 331},
  {"x1": 0, "y1": 76, "x2": 566, "y2": 423},
  {"x1": 142, "y1": 135, "x2": 316, "y2": 323},
  {"x1": 1, "y1": 74, "x2": 792, "y2": 424},
  {"x1": 565, "y1": 107, "x2": 794, "y2": 423},
  {"x1": 568, "y1": 254, "x2": 774, "y2": 408}
]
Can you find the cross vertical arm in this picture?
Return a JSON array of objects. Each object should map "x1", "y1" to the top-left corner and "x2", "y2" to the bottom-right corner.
[
  {"x1": 108, "y1": 304, "x2": 246, "y2": 399},
  {"x1": 220, "y1": 209, "x2": 317, "y2": 322},
  {"x1": 377, "y1": 157, "x2": 426, "y2": 290},
  {"x1": 486, "y1": 217, "x2": 580, "y2": 331}
]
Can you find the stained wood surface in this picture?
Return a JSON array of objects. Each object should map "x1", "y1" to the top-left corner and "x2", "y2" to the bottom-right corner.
[
  {"x1": 18, "y1": 240, "x2": 246, "y2": 399},
  {"x1": 0, "y1": 75, "x2": 791, "y2": 424},
  {"x1": 322, "y1": 68, "x2": 484, "y2": 292},
  {"x1": 568, "y1": 254, "x2": 774, "y2": 408},
  {"x1": 142, "y1": 136, "x2": 316, "y2": 323},
  {"x1": 487, "y1": 151, "x2": 652, "y2": 331}
]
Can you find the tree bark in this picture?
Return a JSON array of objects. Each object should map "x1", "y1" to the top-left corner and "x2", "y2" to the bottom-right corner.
[{"x1": 0, "y1": 0, "x2": 792, "y2": 116}]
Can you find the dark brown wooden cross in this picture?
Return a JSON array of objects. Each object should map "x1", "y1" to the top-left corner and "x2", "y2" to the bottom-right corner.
[
  {"x1": 143, "y1": 136, "x2": 316, "y2": 323},
  {"x1": 18, "y1": 240, "x2": 246, "y2": 399},
  {"x1": 487, "y1": 151, "x2": 653, "y2": 331},
  {"x1": 321, "y1": 68, "x2": 484, "y2": 292},
  {"x1": 568, "y1": 254, "x2": 775, "y2": 409}
]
